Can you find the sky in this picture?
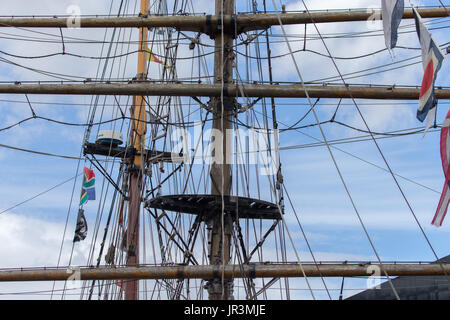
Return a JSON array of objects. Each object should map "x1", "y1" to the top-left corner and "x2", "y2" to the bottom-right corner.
[{"x1": 0, "y1": 0, "x2": 449, "y2": 300}]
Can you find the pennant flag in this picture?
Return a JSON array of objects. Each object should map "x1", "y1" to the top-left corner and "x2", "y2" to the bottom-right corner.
[
  {"x1": 147, "y1": 48, "x2": 172, "y2": 71},
  {"x1": 413, "y1": 8, "x2": 445, "y2": 134},
  {"x1": 381, "y1": 0, "x2": 404, "y2": 49},
  {"x1": 432, "y1": 110, "x2": 450, "y2": 227},
  {"x1": 80, "y1": 167, "x2": 95, "y2": 206},
  {"x1": 73, "y1": 208, "x2": 88, "y2": 242}
]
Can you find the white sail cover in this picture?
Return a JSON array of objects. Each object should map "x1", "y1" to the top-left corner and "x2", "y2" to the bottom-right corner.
[{"x1": 381, "y1": 0, "x2": 404, "y2": 49}]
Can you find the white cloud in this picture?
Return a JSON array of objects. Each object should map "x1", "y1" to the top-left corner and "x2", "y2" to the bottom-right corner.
[{"x1": 0, "y1": 213, "x2": 92, "y2": 268}]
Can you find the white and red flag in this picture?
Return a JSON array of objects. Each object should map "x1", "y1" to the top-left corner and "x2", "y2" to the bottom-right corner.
[
  {"x1": 413, "y1": 8, "x2": 445, "y2": 135},
  {"x1": 432, "y1": 110, "x2": 450, "y2": 227}
]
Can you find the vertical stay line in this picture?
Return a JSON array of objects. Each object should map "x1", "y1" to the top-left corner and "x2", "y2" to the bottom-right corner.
[{"x1": 233, "y1": 62, "x2": 317, "y2": 300}]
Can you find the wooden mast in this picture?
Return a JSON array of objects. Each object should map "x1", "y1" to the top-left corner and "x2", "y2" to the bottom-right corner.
[
  {"x1": 125, "y1": 0, "x2": 149, "y2": 301},
  {"x1": 206, "y1": 0, "x2": 234, "y2": 300},
  {"x1": 0, "y1": 2, "x2": 449, "y2": 300}
]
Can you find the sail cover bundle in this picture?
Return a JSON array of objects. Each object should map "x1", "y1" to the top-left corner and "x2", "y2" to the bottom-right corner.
[
  {"x1": 432, "y1": 110, "x2": 450, "y2": 227},
  {"x1": 80, "y1": 167, "x2": 96, "y2": 206},
  {"x1": 413, "y1": 8, "x2": 445, "y2": 134},
  {"x1": 381, "y1": 0, "x2": 404, "y2": 49}
]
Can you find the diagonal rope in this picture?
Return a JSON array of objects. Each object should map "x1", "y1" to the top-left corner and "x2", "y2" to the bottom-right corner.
[
  {"x1": 307, "y1": 0, "x2": 449, "y2": 282},
  {"x1": 0, "y1": 174, "x2": 81, "y2": 215},
  {"x1": 271, "y1": 0, "x2": 401, "y2": 300}
]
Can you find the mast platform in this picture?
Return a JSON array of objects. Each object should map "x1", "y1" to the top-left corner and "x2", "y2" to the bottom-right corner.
[
  {"x1": 145, "y1": 194, "x2": 281, "y2": 220},
  {"x1": 83, "y1": 142, "x2": 176, "y2": 163}
]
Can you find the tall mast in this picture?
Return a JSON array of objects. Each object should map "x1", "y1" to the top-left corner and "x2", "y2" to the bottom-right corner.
[
  {"x1": 125, "y1": 0, "x2": 149, "y2": 301},
  {"x1": 206, "y1": 0, "x2": 235, "y2": 300},
  {"x1": 1, "y1": 2, "x2": 450, "y2": 301}
]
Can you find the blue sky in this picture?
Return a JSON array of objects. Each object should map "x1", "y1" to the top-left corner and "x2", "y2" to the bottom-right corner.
[{"x1": 0, "y1": 0, "x2": 449, "y2": 300}]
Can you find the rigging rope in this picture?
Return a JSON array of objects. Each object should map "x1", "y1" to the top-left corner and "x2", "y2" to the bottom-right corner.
[{"x1": 271, "y1": 0, "x2": 402, "y2": 300}]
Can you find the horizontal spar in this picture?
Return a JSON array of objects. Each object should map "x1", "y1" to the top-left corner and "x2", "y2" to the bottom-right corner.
[
  {"x1": 0, "y1": 264, "x2": 449, "y2": 281},
  {"x1": 236, "y1": 8, "x2": 449, "y2": 26},
  {"x1": 0, "y1": 83, "x2": 449, "y2": 100},
  {"x1": 0, "y1": 8, "x2": 446, "y2": 29}
]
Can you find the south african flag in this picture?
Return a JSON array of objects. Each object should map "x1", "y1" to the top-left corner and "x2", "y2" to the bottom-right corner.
[{"x1": 80, "y1": 167, "x2": 95, "y2": 206}]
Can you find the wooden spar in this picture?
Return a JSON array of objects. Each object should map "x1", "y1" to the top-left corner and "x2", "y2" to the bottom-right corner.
[
  {"x1": 125, "y1": 0, "x2": 149, "y2": 301},
  {"x1": 206, "y1": 0, "x2": 234, "y2": 301},
  {"x1": 0, "y1": 8, "x2": 446, "y2": 29},
  {"x1": 0, "y1": 83, "x2": 449, "y2": 100},
  {"x1": 0, "y1": 264, "x2": 449, "y2": 281}
]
